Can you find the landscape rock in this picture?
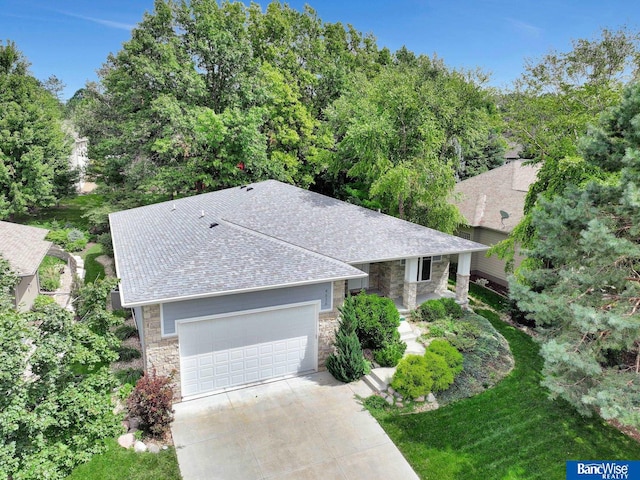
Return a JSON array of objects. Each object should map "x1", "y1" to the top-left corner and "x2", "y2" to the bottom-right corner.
[
  {"x1": 427, "y1": 393, "x2": 437, "y2": 403},
  {"x1": 128, "y1": 416, "x2": 141, "y2": 431},
  {"x1": 117, "y1": 433, "x2": 135, "y2": 449},
  {"x1": 385, "y1": 396, "x2": 394, "y2": 405},
  {"x1": 396, "y1": 402, "x2": 404, "y2": 408},
  {"x1": 134, "y1": 440, "x2": 147, "y2": 453},
  {"x1": 148, "y1": 443, "x2": 161, "y2": 454},
  {"x1": 387, "y1": 387, "x2": 395, "y2": 395},
  {"x1": 415, "y1": 396, "x2": 425, "y2": 402},
  {"x1": 121, "y1": 420, "x2": 130, "y2": 432}
]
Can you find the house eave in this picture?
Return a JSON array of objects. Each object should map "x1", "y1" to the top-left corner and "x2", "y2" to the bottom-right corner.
[{"x1": 118, "y1": 272, "x2": 368, "y2": 308}]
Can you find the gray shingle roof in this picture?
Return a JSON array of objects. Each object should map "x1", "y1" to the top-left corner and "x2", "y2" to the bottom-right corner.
[
  {"x1": 453, "y1": 160, "x2": 540, "y2": 232},
  {"x1": 0, "y1": 221, "x2": 51, "y2": 276},
  {"x1": 110, "y1": 180, "x2": 488, "y2": 306}
]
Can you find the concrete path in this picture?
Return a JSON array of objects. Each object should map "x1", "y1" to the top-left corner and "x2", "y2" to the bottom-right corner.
[{"x1": 172, "y1": 371, "x2": 419, "y2": 480}]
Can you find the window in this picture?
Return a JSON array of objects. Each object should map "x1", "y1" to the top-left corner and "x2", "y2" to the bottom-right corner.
[
  {"x1": 458, "y1": 231, "x2": 471, "y2": 240},
  {"x1": 417, "y1": 257, "x2": 432, "y2": 282}
]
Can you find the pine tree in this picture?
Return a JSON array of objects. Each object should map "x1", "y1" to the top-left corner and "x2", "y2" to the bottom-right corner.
[
  {"x1": 510, "y1": 82, "x2": 640, "y2": 428},
  {"x1": 326, "y1": 296, "x2": 367, "y2": 383}
]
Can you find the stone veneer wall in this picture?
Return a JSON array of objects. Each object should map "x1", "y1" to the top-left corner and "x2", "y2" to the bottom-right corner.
[
  {"x1": 317, "y1": 280, "x2": 345, "y2": 369},
  {"x1": 416, "y1": 257, "x2": 450, "y2": 296},
  {"x1": 141, "y1": 304, "x2": 181, "y2": 400},
  {"x1": 368, "y1": 263, "x2": 382, "y2": 291},
  {"x1": 141, "y1": 280, "x2": 347, "y2": 401},
  {"x1": 378, "y1": 261, "x2": 405, "y2": 299}
]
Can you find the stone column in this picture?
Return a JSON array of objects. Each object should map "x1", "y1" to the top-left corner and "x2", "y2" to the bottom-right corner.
[{"x1": 455, "y1": 252, "x2": 472, "y2": 308}]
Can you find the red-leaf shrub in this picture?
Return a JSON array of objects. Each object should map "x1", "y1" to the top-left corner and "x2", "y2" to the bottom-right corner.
[{"x1": 127, "y1": 369, "x2": 175, "y2": 438}]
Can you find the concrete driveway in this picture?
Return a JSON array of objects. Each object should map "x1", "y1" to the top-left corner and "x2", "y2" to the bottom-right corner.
[{"x1": 172, "y1": 371, "x2": 419, "y2": 480}]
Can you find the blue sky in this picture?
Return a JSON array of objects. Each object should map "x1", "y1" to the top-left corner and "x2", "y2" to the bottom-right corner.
[{"x1": 2, "y1": 0, "x2": 640, "y2": 100}]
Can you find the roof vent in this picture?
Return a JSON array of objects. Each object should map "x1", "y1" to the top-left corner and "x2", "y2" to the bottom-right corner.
[
  {"x1": 200, "y1": 210, "x2": 205, "y2": 218},
  {"x1": 209, "y1": 222, "x2": 219, "y2": 228},
  {"x1": 171, "y1": 204, "x2": 176, "y2": 211},
  {"x1": 246, "y1": 187, "x2": 253, "y2": 191},
  {"x1": 240, "y1": 185, "x2": 246, "y2": 189}
]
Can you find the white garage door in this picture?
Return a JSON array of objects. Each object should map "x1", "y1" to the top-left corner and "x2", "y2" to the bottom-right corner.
[{"x1": 179, "y1": 302, "x2": 318, "y2": 398}]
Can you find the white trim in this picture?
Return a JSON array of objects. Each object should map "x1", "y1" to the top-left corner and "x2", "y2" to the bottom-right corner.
[{"x1": 416, "y1": 256, "x2": 433, "y2": 282}]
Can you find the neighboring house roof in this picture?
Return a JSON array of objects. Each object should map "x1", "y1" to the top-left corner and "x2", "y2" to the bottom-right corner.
[
  {"x1": 110, "y1": 180, "x2": 489, "y2": 306},
  {"x1": 0, "y1": 221, "x2": 52, "y2": 276},
  {"x1": 453, "y1": 160, "x2": 540, "y2": 232}
]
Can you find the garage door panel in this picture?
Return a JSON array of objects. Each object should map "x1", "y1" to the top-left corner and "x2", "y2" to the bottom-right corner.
[{"x1": 179, "y1": 303, "x2": 317, "y2": 397}]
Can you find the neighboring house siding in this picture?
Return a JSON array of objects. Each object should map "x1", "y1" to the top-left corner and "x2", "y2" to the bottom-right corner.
[
  {"x1": 161, "y1": 283, "x2": 333, "y2": 336},
  {"x1": 140, "y1": 281, "x2": 344, "y2": 401},
  {"x1": 470, "y1": 229, "x2": 509, "y2": 285},
  {"x1": 14, "y1": 274, "x2": 39, "y2": 312}
]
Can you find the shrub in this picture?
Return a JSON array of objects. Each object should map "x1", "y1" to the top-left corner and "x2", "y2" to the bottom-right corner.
[
  {"x1": 440, "y1": 297, "x2": 463, "y2": 319},
  {"x1": 117, "y1": 346, "x2": 141, "y2": 362},
  {"x1": 127, "y1": 369, "x2": 175, "y2": 438},
  {"x1": 391, "y1": 355, "x2": 433, "y2": 400},
  {"x1": 417, "y1": 299, "x2": 447, "y2": 322},
  {"x1": 32, "y1": 294, "x2": 55, "y2": 311},
  {"x1": 351, "y1": 293, "x2": 401, "y2": 350},
  {"x1": 373, "y1": 339, "x2": 407, "y2": 367},
  {"x1": 423, "y1": 351, "x2": 456, "y2": 392},
  {"x1": 115, "y1": 367, "x2": 144, "y2": 386},
  {"x1": 426, "y1": 339, "x2": 463, "y2": 375},
  {"x1": 115, "y1": 324, "x2": 138, "y2": 341},
  {"x1": 97, "y1": 232, "x2": 114, "y2": 257},
  {"x1": 326, "y1": 329, "x2": 367, "y2": 382}
]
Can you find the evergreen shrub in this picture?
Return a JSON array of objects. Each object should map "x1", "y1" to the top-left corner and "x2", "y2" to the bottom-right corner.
[
  {"x1": 391, "y1": 355, "x2": 433, "y2": 399},
  {"x1": 426, "y1": 339, "x2": 464, "y2": 374},
  {"x1": 373, "y1": 339, "x2": 407, "y2": 367}
]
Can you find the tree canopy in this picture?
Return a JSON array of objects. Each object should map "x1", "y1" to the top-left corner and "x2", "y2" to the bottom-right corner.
[
  {"x1": 0, "y1": 41, "x2": 74, "y2": 219},
  {"x1": 75, "y1": 0, "x2": 503, "y2": 233},
  {"x1": 510, "y1": 82, "x2": 640, "y2": 428}
]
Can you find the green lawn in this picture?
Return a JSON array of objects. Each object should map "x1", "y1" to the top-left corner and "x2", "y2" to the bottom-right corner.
[
  {"x1": 66, "y1": 439, "x2": 181, "y2": 480},
  {"x1": 367, "y1": 309, "x2": 640, "y2": 479},
  {"x1": 83, "y1": 243, "x2": 106, "y2": 283},
  {"x1": 15, "y1": 194, "x2": 105, "y2": 230}
]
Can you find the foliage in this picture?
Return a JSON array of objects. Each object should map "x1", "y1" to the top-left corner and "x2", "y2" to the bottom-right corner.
[
  {"x1": 415, "y1": 299, "x2": 447, "y2": 322},
  {"x1": 424, "y1": 317, "x2": 481, "y2": 352},
  {"x1": 127, "y1": 369, "x2": 175, "y2": 438},
  {"x1": 115, "y1": 324, "x2": 139, "y2": 341},
  {"x1": 83, "y1": 243, "x2": 106, "y2": 284},
  {"x1": 38, "y1": 255, "x2": 66, "y2": 291},
  {"x1": 350, "y1": 293, "x2": 401, "y2": 351},
  {"x1": 509, "y1": 82, "x2": 640, "y2": 428},
  {"x1": 423, "y1": 350, "x2": 457, "y2": 393},
  {"x1": 373, "y1": 339, "x2": 407, "y2": 367},
  {"x1": 115, "y1": 367, "x2": 144, "y2": 387},
  {"x1": 76, "y1": 0, "x2": 380, "y2": 198},
  {"x1": 326, "y1": 301, "x2": 367, "y2": 382},
  {"x1": 0, "y1": 260, "x2": 124, "y2": 479},
  {"x1": 65, "y1": 438, "x2": 181, "y2": 480},
  {"x1": 117, "y1": 346, "x2": 142, "y2": 362},
  {"x1": 426, "y1": 339, "x2": 464, "y2": 375},
  {"x1": 439, "y1": 297, "x2": 464, "y2": 319},
  {"x1": 96, "y1": 232, "x2": 114, "y2": 257},
  {"x1": 367, "y1": 310, "x2": 640, "y2": 480},
  {"x1": 322, "y1": 56, "x2": 501, "y2": 232},
  {"x1": 32, "y1": 294, "x2": 55, "y2": 310},
  {"x1": 45, "y1": 227, "x2": 88, "y2": 252},
  {"x1": 0, "y1": 41, "x2": 74, "y2": 220},
  {"x1": 494, "y1": 29, "x2": 640, "y2": 266},
  {"x1": 391, "y1": 354, "x2": 433, "y2": 400}
]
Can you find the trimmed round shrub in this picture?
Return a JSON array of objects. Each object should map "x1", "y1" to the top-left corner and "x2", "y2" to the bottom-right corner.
[
  {"x1": 351, "y1": 293, "x2": 401, "y2": 350},
  {"x1": 391, "y1": 354, "x2": 433, "y2": 400},
  {"x1": 426, "y1": 339, "x2": 463, "y2": 374},
  {"x1": 439, "y1": 297, "x2": 463, "y2": 319},
  {"x1": 417, "y1": 299, "x2": 447, "y2": 322},
  {"x1": 423, "y1": 351, "x2": 456, "y2": 392},
  {"x1": 373, "y1": 339, "x2": 407, "y2": 367}
]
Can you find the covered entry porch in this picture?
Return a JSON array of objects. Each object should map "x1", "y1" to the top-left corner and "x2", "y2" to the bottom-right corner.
[{"x1": 347, "y1": 252, "x2": 473, "y2": 313}]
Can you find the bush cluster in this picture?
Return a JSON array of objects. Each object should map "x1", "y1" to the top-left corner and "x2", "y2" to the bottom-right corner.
[
  {"x1": 127, "y1": 369, "x2": 175, "y2": 438},
  {"x1": 326, "y1": 297, "x2": 368, "y2": 382},
  {"x1": 46, "y1": 227, "x2": 88, "y2": 252},
  {"x1": 390, "y1": 339, "x2": 463, "y2": 400},
  {"x1": 413, "y1": 297, "x2": 463, "y2": 322}
]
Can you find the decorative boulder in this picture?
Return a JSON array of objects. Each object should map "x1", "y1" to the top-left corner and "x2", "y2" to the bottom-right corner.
[
  {"x1": 134, "y1": 440, "x2": 147, "y2": 453},
  {"x1": 148, "y1": 443, "x2": 161, "y2": 454},
  {"x1": 117, "y1": 433, "x2": 135, "y2": 449}
]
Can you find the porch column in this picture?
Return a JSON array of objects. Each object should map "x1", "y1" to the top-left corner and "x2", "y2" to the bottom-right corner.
[
  {"x1": 455, "y1": 252, "x2": 472, "y2": 308},
  {"x1": 403, "y1": 258, "x2": 418, "y2": 310}
]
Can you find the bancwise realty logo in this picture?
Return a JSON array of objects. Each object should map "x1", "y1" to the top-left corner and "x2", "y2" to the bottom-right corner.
[{"x1": 566, "y1": 461, "x2": 640, "y2": 479}]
